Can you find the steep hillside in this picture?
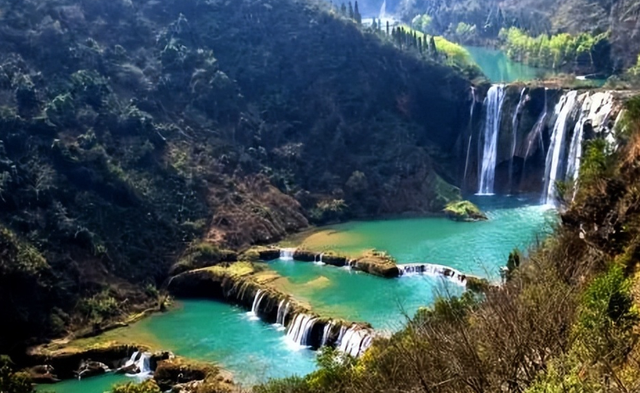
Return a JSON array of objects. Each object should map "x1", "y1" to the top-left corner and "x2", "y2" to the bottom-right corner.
[{"x1": 0, "y1": 0, "x2": 471, "y2": 353}]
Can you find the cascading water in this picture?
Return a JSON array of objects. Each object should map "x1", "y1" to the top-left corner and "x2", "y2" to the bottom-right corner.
[
  {"x1": 338, "y1": 326, "x2": 373, "y2": 358},
  {"x1": 399, "y1": 263, "x2": 467, "y2": 285},
  {"x1": 508, "y1": 88, "x2": 527, "y2": 193},
  {"x1": 314, "y1": 253, "x2": 325, "y2": 265},
  {"x1": 286, "y1": 314, "x2": 317, "y2": 347},
  {"x1": 478, "y1": 84, "x2": 506, "y2": 195},
  {"x1": 122, "y1": 351, "x2": 152, "y2": 379},
  {"x1": 275, "y1": 299, "x2": 290, "y2": 330},
  {"x1": 542, "y1": 91, "x2": 578, "y2": 205},
  {"x1": 565, "y1": 92, "x2": 615, "y2": 190},
  {"x1": 321, "y1": 322, "x2": 334, "y2": 347},
  {"x1": 280, "y1": 248, "x2": 296, "y2": 261},
  {"x1": 248, "y1": 290, "x2": 267, "y2": 321}
]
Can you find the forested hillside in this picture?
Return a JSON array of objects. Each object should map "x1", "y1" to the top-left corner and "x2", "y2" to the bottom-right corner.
[
  {"x1": 0, "y1": 0, "x2": 471, "y2": 354},
  {"x1": 398, "y1": 0, "x2": 640, "y2": 72}
]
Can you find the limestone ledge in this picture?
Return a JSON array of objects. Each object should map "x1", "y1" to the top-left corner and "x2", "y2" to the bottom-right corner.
[
  {"x1": 249, "y1": 246, "x2": 401, "y2": 278},
  {"x1": 167, "y1": 263, "x2": 373, "y2": 349}
]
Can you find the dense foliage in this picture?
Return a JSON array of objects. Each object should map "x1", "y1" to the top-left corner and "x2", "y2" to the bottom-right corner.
[
  {"x1": 500, "y1": 27, "x2": 612, "y2": 74},
  {"x1": 398, "y1": 0, "x2": 640, "y2": 71},
  {"x1": 0, "y1": 0, "x2": 472, "y2": 353}
]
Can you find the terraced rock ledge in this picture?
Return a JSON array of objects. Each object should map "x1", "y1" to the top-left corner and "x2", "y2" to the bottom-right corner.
[
  {"x1": 250, "y1": 246, "x2": 401, "y2": 278},
  {"x1": 167, "y1": 263, "x2": 374, "y2": 355}
]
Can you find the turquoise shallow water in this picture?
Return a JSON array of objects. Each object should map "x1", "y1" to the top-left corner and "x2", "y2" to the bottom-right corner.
[
  {"x1": 35, "y1": 373, "x2": 130, "y2": 393},
  {"x1": 295, "y1": 196, "x2": 554, "y2": 276},
  {"x1": 464, "y1": 46, "x2": 550, "y2": 83},
  {"x1": 38, "y1": 196, "x2": 553, "y2": 392},
  {"x1": 270, "y1": 195, "x2": 553, "y2": 330}
]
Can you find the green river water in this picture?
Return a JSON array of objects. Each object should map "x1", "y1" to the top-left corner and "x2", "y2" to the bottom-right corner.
[
  {"x1": 464, "y1": 46, "x2": 550, "y2": 83},
  {"x1": 38, "y1": 196, "x2": 553, "y2": 392}
]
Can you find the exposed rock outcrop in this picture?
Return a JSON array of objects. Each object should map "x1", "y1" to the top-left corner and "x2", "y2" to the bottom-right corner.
[{"x1": 25, "y1": 342, "x2": 137, "y2": 380}]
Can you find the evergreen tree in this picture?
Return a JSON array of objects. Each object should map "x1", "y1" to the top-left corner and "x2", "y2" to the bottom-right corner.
[
  {"x1": 340, "y1": 3, "x2": 346, "y2": 16},
  {"x1": 386, "y1": 21, "x2": 390, "y2": 35},
  {"x1": 429, "y1": 36, "x2": 438, "y2": 59},
  {"x1": 348, "y1": 1, "x2": 354, "y2": 19},
  {"x1": 354, "y1": 1, "x2": 362, "y2": 24}
]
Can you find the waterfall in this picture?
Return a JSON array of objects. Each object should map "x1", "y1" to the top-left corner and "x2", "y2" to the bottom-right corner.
[
  {"x1": 478, "y1": 84, "x2": 506, "y2": 195},
  {"x1": 280, "y1": 248, "x2": 296, "y2": 261},
  {"x1": 248, "y1": 289, "x2": 267, "y2": 321},
  {"x1": 508, "y1": 88, "x2": 527, "y2": 193},
  {"x1": 542, "y1": 91, "x2": 578, "y2": 205},
  {"x1": 314, "y1": 253, "x2": 325, "y2": 265},
  {"x1": 566, "y1": 92, "x2": 615, "y2": 186},
  {"x1": 286, "y1": 314, "x2": 317, "y2": 347},
  {"x1": 124, "y1": 351, "x2": 152, "y2": 379},
  {"x1": 338, "y1": 326, "x2": 373, "y2": 358},
  {"x1": 463, "y1": 86, "x2": 476, "y2": 188},
  {"x1": 321, "y1": 322, "x2": 334, "y2": 347},
  {"x1": 566, "y1": 95, "x2": 588, "y2": 182},
  {"x1": 275, "y1": 299, "x2": 290, "y2": 330},
  {"x1": 378, "y1": 0, "x2": 386, "y2": 19},
  {"x1": 399, "y1": 263, "x2": 467, "y2": 285}
]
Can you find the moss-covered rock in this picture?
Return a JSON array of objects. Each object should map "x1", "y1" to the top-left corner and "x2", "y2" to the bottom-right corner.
[
  {"x1": 354, "y1": 251, "x2": 400, "y2": 278},
  {"x1": 444, "y1": 201, "x2": 488, "y2": 222}
]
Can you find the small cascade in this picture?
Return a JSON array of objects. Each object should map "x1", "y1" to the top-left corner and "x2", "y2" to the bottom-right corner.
[
  {"x1": 275, "y1": 299, "x2": 291, "y2": 330},
  {"x1": 124, "y1": 351, "x2": 152, "y2": 379},
  {"x1": 338, "y1": 326, "x2": 373, "y2": 358},
  {"x1": 508, "y1": 88, "x2": 527, "y2": 192},
  {"x1": 542, "y1": 91, "x2": 579, "y2": 205},
  {"x1": 248, "y1": 289, "x2": 267, "y2": 321},
  {"x1": 399, "y1": 263, "x2": 467, "y2": 285},
  {"x1": 321, "y1": 321, "x2": 334, "y2": 347},
  {"x1": 314, "y1": 253, "x2": 325, "y2": 265},
  {"x1": 463, "y1": 86, "x2": 477, "y2": 188},
  {"x1": 478, "y1": 84, "x2": 506, "y2": 195},
  {"x1": 286, "y1": 314, "x2": 317, "y2": 347},
  {"x1": 280, "y1": 248, "x2": 296, "y2": 261}
]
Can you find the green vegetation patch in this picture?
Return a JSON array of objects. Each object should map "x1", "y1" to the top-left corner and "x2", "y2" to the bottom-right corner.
[{"x1": 443, "y1": 200, "x2": 487, "y2": 222}]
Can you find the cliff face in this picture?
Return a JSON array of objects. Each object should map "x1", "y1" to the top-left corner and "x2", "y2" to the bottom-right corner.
[{"x1": 0, "y1": 0, "x2": 471, "y2": 351}]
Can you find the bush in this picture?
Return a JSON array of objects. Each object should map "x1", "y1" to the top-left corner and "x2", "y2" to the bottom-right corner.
[
  {"x1": 0, "y1": 356, "x2": 33, "y2": 393},
  {"x1": 111, "y1": 380, "x2": 161, "y2": 393}
]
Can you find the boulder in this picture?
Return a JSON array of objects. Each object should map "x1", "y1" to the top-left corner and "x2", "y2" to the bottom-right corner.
[
  {"x1": 443, "y1": 201, "x2": 488, "y2": 222},
  {"x1": 354, "y1": 255, "x2": 400, "y2": 278}
]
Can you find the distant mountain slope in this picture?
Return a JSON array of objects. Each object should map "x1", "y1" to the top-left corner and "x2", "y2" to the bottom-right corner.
[{"x1": 398, "y1": 0, "x2": 640, "y2": 69}]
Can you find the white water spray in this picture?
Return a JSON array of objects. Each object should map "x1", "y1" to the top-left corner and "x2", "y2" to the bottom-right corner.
[
  {"x1": 478, "y1": 84, "x2": 506, "y2": 195},
  {"x1": 542, "y1": 91, "x2": 579, "y2": 205}
]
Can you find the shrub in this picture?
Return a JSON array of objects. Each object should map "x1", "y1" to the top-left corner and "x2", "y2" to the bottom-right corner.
[{"x1": 111, "y1": 380, "x2": 161, "y2": 393}]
